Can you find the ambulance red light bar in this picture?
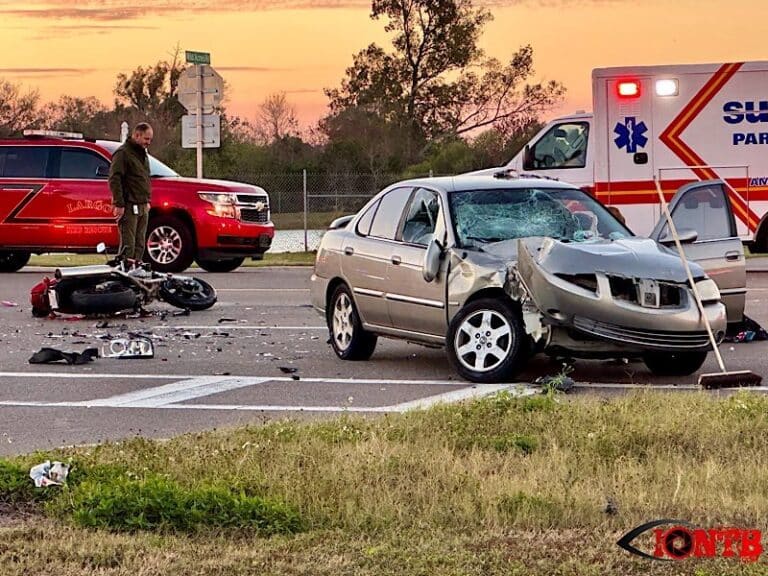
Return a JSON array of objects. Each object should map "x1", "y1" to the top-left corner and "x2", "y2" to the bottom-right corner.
[{"x1": 617, "y1": 80, "x2": 640, "y2": 98}]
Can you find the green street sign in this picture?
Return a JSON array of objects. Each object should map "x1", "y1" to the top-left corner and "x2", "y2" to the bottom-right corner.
[{"x1": 185, "y1": 51, "x2": 211, "y2": 65}]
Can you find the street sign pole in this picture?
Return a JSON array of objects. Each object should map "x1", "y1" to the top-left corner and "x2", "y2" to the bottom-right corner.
[{"x1": 196, "y1": 64, "x2": 204, "y2": 179}]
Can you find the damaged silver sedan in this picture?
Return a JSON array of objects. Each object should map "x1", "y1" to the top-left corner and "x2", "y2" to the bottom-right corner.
[{"x1": 310, "y1": 174, "x2": 744, "y2": 383}]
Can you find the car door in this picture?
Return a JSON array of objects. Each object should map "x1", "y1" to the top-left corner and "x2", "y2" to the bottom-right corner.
[
  {"x1": 0, "y1": 145, "x2": 55, "y2": 248},
  {"x1": 46, "y1": 146, "x2": 117, "y2": 249},
  {"x1": 340, "y1": 187, "x2": 412, "y2": 329},
  {"x1": 385, "y1": 187, "x2": 448, "y2": 338},
  {"x1": 649, "y1": 180, "x2": 746, "y2": 323}
]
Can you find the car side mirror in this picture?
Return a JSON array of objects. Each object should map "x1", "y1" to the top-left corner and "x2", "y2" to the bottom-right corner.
[
  {"x1": 422, "y1": 237, "x2": 443, "y2": 282},
  {"x1": 659, "y1": 228, "x2": 698, "y2": 246},
  {"x1": 522, "y1": 145, "x2": 534, "y2": 171},
  {"x1": 329, "y1": 215, "x2": 354, "y2": 230}
]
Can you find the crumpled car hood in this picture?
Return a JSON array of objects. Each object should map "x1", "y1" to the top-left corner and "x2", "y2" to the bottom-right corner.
[{"x1": 485, "y1": 236, "x2": 706, "y2": 282}]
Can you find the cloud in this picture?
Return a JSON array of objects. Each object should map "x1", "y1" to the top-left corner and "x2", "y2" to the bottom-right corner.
[
  {"x1": 0, "y1": 1, "x2": 367, "y2": 21},
  {"x1": 0, "y1": 0, "x2": 622, "y2": 22},
  {"x1": 0, "y1": 67, "x2": 96, "y2": 75},
  {"x1": 217, "y1": 66, "x2": 292, "y2": 73}
]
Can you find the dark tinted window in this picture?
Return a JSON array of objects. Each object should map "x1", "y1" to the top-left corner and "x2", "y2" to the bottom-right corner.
[
  {"x1": 60, "y1": 148, "x2": 109, "y2": 179},
  {"x1": 356, "y1": 200, "x2": 379, "y2": 236},
  {"x1": 369, "y1": 187, "x2": 412, "y2": 240},
  {"x1": 0, "y1": 146, "x2": 49, "y2": 178}
]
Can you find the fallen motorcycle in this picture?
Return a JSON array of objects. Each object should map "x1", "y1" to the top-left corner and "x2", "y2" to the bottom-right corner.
[{"x1": 30, "y1": 252, "x2": 217, "y2": 317}]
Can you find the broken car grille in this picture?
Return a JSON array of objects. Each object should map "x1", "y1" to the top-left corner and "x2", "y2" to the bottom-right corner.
[
  {"x1": 572, "y1": 316, "x2": 711, "y2": 349},
  {"x1": 608, "y1": 276, "x2": 683, "y2": 308}
]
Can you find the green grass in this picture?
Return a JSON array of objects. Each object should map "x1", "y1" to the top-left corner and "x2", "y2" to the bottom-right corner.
[
  {"x1": 3, "y1": 390, "x2": 768, "y2": 574},
  {"x1": 28, "y1": 251, "x2": 316, "y2": 268}
]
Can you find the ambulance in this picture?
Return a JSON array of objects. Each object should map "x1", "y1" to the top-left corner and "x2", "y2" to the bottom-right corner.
[{"x1": 499, "y1": 61, "x2": 768, "y2": 246}]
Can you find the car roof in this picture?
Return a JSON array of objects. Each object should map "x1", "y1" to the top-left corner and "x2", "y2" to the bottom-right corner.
[{"x1": 393, "y1": 173, "x2": 578, "y2": 193}]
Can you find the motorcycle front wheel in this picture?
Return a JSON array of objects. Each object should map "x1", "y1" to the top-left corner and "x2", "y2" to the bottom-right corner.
[{"x1": 160, "y1": 277, "x2": 217, "y2": 311}]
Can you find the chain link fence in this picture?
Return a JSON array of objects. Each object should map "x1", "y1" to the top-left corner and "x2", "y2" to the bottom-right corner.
[{"x1": 228, "y1": 170, "x2": 432, "y2": 252}]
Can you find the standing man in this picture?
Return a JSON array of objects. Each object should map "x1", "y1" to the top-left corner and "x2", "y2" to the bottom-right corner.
[{"x1": 109, "y1": 122, "x2": 153, "y2": 264}]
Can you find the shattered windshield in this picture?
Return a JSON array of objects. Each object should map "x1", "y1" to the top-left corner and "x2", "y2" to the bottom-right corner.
[{"x1": 449, "y1": 187, "x2": 630, "y2": 249}]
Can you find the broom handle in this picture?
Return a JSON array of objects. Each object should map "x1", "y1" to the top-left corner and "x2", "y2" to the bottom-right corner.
[{"x1": 653, "y1": 178, "x2": 727, "y2": 373}]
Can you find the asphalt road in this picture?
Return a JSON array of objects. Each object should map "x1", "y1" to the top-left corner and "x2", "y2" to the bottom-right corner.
[{"x1": 1, "y1": 264, "x2": 767, "y2": 456}]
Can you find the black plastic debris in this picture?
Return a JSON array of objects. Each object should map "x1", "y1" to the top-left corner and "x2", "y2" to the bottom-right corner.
[
  {"x1": 29, "y1": 347, "x2": 98, "y2": 365},
  {"x1": 279, "y1": 366, "x2": 298, "y2": 374}
]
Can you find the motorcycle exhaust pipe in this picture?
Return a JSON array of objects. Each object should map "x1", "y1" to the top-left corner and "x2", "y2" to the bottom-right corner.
[{"x1": 54, "y1": 264, "x2": 116, "y2": 280}]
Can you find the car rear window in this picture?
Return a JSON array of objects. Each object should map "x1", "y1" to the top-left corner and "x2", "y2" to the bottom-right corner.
[{"x1": 0, "y1": 146, "x2": 49, "y2": 178}]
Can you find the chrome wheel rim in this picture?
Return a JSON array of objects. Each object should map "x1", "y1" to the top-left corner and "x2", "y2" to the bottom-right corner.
[
  {"x1": 454, "y1": 310, "x2": 512, "y2": 373},
  {"x1": 332, "y1": 293, "x2": 354, "y2": 351},
  {"x1": 147, "y1": 226, "x2": 182, "y2": 264}
]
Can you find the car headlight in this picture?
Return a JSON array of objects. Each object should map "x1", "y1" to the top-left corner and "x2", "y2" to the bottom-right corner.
[
  {"x1": 199, "y1": 191, "x2": 237, "y2": 219},
  {"x1": 695, "y1": 278, "x2": 721, "y2": 303}
]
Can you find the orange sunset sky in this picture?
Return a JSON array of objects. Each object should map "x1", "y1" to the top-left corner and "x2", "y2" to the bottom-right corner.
[{"x1": 0, "y1": 0, "x2": 766, "y2": 130}]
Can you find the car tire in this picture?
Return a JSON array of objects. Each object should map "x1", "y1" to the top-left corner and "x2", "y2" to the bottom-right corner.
[
  {"x1": 447, "y1": 298, "x2": 527, "y2": 383},
  {"x1": 70, "y1": 283, "x2": 137, "y2": 315},
  {"x1": 0, "y1": 251, "x2": 30, "y2": 272},
  {"x1": 195, "y1": 257, "x2": 245, "y2": 273},
  {"x1": 327, "y1": 284, "x2": 377, "y2": 361},
  {"x1": 642, "y1": 351, "x2": 708, "y2": 376},
  {"x1": 146, "y1": 216, "x2": 194, "y2": 273}
]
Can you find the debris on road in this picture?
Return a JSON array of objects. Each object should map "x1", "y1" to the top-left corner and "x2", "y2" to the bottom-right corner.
[
  {"x1": 724, "y1": 315, "x2": 768, "y2": 343},
  {"x1": 1, "y1": 300, "x2": 18, "y2": 307},
  {"x1": 29, "y1": 460, "x2": 70, "y2": 488},
  {"x1": 100, "y1": 336, "x2": 154, "y2": 359},
  {"x1": 279, "y1": 366, "x2": 298, "y2": 374},
  {"x1": 29, "y1": 347, "x2": 98, "y2": 365}
]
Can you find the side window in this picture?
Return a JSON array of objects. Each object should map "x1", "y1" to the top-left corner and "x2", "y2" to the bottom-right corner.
[
  {"x1": 356, "y1": 200, "x2": 379, "y2": 236},
  {"x1": 0, "y1": 146, "x2": 49, "y2": 178},
  {"x1": 664, "y1": 184, "x2": 734, "y2": 241},
  {"x1": 400, "y1": 188, "x2": 440, "y2": 245},
  {"x1": 528, "y1": 122, "x2": 589, "y2": 170},
  {"x1": 60, "y1": 148, "x2": 109, "y2": 179},
  {"x1": 369, "y1": 187, "x2": 412, "y2": 240}
]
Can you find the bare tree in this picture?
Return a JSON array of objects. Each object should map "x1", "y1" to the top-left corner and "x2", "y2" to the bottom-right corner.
[
  {"x1": 41, "y1": 96, "x2": 108, "y2": 133},
  {"x1": 0, "y1": 80, "x2": 41, "y2": 136},
  {"x1": 253, "y1": 92, "x2": 299, "y2": 144}
]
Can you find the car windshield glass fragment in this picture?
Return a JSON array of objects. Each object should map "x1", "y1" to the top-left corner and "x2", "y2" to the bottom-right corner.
[{"x1": 449, "y1": 188, "x2": 630, "y2": 249}]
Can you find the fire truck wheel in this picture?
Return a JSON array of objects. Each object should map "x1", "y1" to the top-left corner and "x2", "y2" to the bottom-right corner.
[{"x1": 0, "y1": 251, "x2": 30, "y2": 272}]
